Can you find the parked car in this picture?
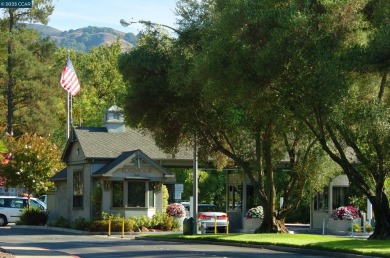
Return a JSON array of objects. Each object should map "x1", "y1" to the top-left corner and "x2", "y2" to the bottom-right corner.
[
  {"x1": 198, "y1": 204, "x2": 228, "y2": 233},
  {"x1": 180, "y1": 202, "x2": 228, "y2": 233},
  {"x1": 38, "y1": 195, "x2": 47, "y2": 204},
  {"x1": 0, "y1": 196, "x2": 47, "y2": 226}
]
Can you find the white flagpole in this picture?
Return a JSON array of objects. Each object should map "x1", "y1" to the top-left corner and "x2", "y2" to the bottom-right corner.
[
  {"x1": 66, "y1": 92, "x2": 70, "y2": 140},
  {"x1": 65, "y1": 49, "x2": 71, "y2": 140}
]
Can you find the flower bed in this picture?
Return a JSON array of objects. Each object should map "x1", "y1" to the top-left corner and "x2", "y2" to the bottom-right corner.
[
  {"x1": 329, "y1": 206, "x2": 360, "y2": 232},
  {"x1": 245, "y1": 206, "x2": 264, "y2": 219},
  {"x1": 166, "y1": 203, "x2": 186, "y2": 231},
  {"x1": 166, "y1": 203, "x2": 186, "y2": 218},
  {"x1": 331, "y1": 206, "x2": 359, "y2": 220},
  {"x1": 242, "y1": 206, "x2": 264, "y2": 232}
]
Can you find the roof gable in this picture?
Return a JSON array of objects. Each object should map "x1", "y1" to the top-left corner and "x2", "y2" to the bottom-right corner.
[{"x1": 93, "y1": 150, "x2": 174, "y2": 181}]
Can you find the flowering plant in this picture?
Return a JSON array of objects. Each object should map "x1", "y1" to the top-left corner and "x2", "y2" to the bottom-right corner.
[
  {"x1": 166, "y1": 203, "x2": 186, "y2": 217},
  {"x1": 245, "y1": 206, "x2": 264, "y2": 219},
  {"x1": 331, "y1": 206, "x2": 359, "y2": 220}
]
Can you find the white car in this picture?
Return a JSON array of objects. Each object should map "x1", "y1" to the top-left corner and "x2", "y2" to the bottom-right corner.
[
  {"x1": 181, "y1": 202, "x2": 228, "y2": 233},
  {"x1": 198, "y1": 204, "x2": 228, "y2": 233},
  {"x1": 0, "y1": 196, "x2": 47, "y2": 226}
]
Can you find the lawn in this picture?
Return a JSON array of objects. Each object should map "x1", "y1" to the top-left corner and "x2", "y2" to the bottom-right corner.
[{"x1": 140, "y1": 233, "x2": 390, "y2": 257}]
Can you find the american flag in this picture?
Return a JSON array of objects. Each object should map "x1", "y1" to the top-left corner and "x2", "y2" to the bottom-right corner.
[{"x1": 60, "y1": 58, "x2": 80, "y2": 96}]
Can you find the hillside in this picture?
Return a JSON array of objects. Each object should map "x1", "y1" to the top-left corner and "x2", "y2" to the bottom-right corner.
[{"x1": 26, "y1": 24, "x2": 137, "y2": 52}]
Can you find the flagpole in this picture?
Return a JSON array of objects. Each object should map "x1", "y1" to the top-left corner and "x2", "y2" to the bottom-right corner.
[
  {"x1": 66, "y1": 50, "x2": 71, "y2": 140},
  {"x1": 61, "y1": 50, "x2": 81, "y2": 140},
  {"x1": 66, "y1": 92, "x2": 70, "y2": 140}
]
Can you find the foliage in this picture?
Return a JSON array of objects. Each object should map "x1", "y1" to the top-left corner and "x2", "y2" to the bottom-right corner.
[
  {"x1": 1, "y1": 133, "x2": 63, "y2": 195},
  {"x1": 1, "y1": 0, "x2": 57, "y2": 136},
  {"x1": 47, "y1": 216, "x2": 72, "y2": 228},
  {"x1": 166, "y1": 203, "x2": 186, "y2": 217},
  {"x1": 175, "y1": 169, "x2": 226, "y2": 207},
  {"x1": 91, "y1": 185, "x2": 103, "y2": 218},
  {"x1": 348, "y1": 223, "x2": 362, "y2": 233},
  {"x1": 246, "y1": 206, "x2": 264, "y2": 219},
  {"x1": 331, "y1": 206, "x2": 359, "y2": 220},
  {"x1": 162, "y1": 184, "x2": 169, "y2": 211},
  {"x1": 365, "y1": 223, "x2": 373, "y2": 233},
  {"x1": 88, "y1": 211, "x2": 178, "y2": 232},
  {"x1": 118, "y1": 0, "x2": 337, "y2": 234},
  {"x1": 54, "y1": 41, "x2": 126, "y2": 129},
  {"x1": 72, "y1": 216, "x2": 91, "y2": 231},
  {"x1": 18, "y1": 207, "x2": 48, "y2": 226}
]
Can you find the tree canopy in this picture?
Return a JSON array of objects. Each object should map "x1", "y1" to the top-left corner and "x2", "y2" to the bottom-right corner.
[
  {"x1": 119, "y1": 0, "x2": 390, "y2": 239},
  {"x1": 0, "y1": 133, "x2": 63, "y2": 196}
]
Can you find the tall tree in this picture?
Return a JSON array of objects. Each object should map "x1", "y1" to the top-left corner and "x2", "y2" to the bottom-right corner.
[
  {"x1": 2, "y1": 0, "x2": 54, "y2": 136},
  {"x1": 119, "y1": 0, "x2": 336, "y2": 233},
  {"x1": 55, "y1": 41, "x2": 127, "y2": 128},
  {"x1": 0, "y1": 133, "x2": 63, "y2": 197},
  {"x1": 277, "y1": 0, "x2": 390, "y2": 239}
]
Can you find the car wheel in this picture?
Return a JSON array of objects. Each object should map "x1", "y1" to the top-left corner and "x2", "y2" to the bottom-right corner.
[{"x1": 0, "y1": 215, "x2": 7, "y2": 226}]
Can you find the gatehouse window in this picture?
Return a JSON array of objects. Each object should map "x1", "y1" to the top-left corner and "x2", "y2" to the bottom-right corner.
[
  {"x1": 127, "y1": 181, "x2": 146, "y2": 207},
  {"x1": 148, "y1": 182, "x2": 155, "y2": 208},
  {"x1": 332, "y1": 187, "x2": 349, "y2": 209},
  {"x1": 313, "y1": 187, "x2": 328, "y2": 211},
  {"x1": 112, "y1": 182, "x2": 123, "y2": 207},
  {"x1": 73, "y1": 171, "x2": 83, "y2": 208}
]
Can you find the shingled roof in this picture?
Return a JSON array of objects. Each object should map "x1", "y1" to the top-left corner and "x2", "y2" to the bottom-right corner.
[{"x1": 62, "y1": 126, "x2": 194, "y2": 166}]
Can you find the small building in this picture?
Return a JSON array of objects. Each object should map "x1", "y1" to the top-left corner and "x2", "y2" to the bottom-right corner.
[{"x1": 50, "y1": 106, "x2": 193, "y2": 222}]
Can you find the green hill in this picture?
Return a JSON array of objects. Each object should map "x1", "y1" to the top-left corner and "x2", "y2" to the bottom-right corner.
[{"x1": 26, "y1": 24, "x2": 137, "y2": 52}]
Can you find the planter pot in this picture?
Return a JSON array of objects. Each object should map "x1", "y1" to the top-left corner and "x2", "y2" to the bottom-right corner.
[
  {"x1": 328, "y1": 218, "x2": 361, "y2": 232},
  {"x1": 173, "y1": 216, "x2": 185, "y2": 231},
  {"x1": 243, "y1": 218, "x2": 262, "y2": 233}
]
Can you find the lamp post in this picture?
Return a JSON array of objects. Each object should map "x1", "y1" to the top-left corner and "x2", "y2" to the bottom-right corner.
[{"x1": 120, "y1": 18, "x2": 198, "y2": 233}]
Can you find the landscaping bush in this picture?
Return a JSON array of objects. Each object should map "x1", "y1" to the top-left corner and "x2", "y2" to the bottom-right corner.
[
  {"x1": 365, "y1": 223, "x2": 373, "y2": 233},
  {"x1": 19, "y1": 207, "x2": 48, "y2": 226},
  {"x1": 48, "y1": 211, "x2": 178, "y2": 232},
  {"x1": 347, "y1": 223, "x2": 361, "y2": 232},
  {"x1": 48, "y1": 215, "x2": 72, "y2": 228},
  {"x1": 72, "y1": 216, "x2": 91, "y2": 231}
]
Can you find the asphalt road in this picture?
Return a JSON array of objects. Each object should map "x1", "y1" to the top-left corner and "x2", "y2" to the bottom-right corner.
[{"x1": 0, "y1": 226, "x2": 352, "y2": 258}]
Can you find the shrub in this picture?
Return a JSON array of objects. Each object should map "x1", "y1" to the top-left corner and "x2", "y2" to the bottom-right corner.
[
  {"x1": 72, "y1": 216, "x2": 91, "y2": 231},
  {"x1": 347, "y1": 223, "x2": 361, "y2": 232},
  {"x1": 150, "y1": 210, "x2": 164, "y2": 229},
  {"x1": 48, "y1": 216, "x2": 71, "y2": 228},
  {"x1": 136, "y1": 215, "x2": 151, "y2": 228},
  {"x1": 365, "y1": 223, "x2": 373, "y2": 233},
  {"x1": 19, "y1": 207, "x2": 48, "y2": 226}
]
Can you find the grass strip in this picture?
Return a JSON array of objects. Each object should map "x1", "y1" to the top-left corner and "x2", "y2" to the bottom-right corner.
[{"x1": 140, "y1": 233, "x2": 390, "y2": 257}]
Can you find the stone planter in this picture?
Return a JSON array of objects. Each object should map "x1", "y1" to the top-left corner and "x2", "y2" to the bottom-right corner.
[
  {"x1": 243, "y1": 218, "x2": 262, "y2": 233},
  {"x1": 173, "y1": 216, "x2": 185, "y2": 231},
  {"x1": 328, "y1": 218, "x2": 361, "y2": 232}
]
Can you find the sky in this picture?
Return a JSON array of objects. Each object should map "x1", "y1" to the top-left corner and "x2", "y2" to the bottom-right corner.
[{"x1": 47, "y1": 0, "x2": 178, "y2": 34}]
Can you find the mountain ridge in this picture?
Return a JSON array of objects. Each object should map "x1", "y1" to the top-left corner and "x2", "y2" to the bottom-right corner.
[{"x1": 26, "y1": 24, "x2": 138, "y2": 52}]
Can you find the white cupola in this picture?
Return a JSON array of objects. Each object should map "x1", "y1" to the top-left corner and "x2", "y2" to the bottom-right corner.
[{"x1": 104, "y1": 105, "x2": 125, "y2": 133}]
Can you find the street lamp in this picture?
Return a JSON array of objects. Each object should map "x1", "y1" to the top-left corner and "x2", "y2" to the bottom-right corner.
[{"x1": 120, "y1": 19, "x2": 181, "y2": 34}]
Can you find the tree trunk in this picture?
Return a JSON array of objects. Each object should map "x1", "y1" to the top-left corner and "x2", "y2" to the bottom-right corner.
[
  {"x1": 7, "y1": 9, "x2": 15, "y2": 136},
  {"x1": 368, "y1": 194, "x2": 390, "y2": 240},
  {"x1": 254, "y1": 214, "x2": 289, "y2": 233}
]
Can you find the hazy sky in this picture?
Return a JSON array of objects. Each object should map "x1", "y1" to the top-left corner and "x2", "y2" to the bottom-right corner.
[{"x1": 48, "y1": 0, "x2": 178, "y2": 34}]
